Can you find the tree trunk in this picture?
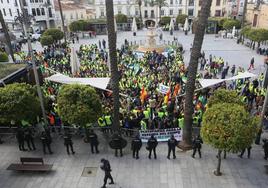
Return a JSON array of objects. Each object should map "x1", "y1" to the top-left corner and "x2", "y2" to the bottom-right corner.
[
  {"x1": 181, "y1": 0, "x2": 213, "y2": 148},
  {"x1": 105, "y1": 0, "x2": 120, "y2": 133},
  {"x1": 138, "y1": 3, "x2": 143, "y2": 28},
  {"x1": 0, "y1": 10, "x2": 15, "y2": 62},
  {"x1": 214, "y1": 150, "x2": 222, "y2": 176},
  {"x1": 58, "y1": 0, "x2": 67, "y2": 43}
]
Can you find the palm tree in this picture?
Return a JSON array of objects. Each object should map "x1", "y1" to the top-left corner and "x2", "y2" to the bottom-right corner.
[
  {"x1": 136, "y1": 0, "x2": 143, "y2": 28},
  {"x1": 105, "y1": 0, "x2": 120, "y2": 133},
  {"x1": 153, "y1": 0, "x2": 167, "y2": 25},
  {"x1": 0, "y1": 10, "x2": 15, "y2": 62},
  {"x1": 180, "y1": 0, "x2": 213, "y2": 149}
]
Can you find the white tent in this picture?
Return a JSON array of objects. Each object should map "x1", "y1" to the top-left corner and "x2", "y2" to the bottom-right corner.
[
  {"x1": 169, "y1": 18, "x2": 174, "y2": 31},
  {"x1": 198, "y1": 72, "x2": 257, "y2": 89},
  {"x1": 70, "y1": 47, "x2": 80, "y2": 75},
  {"x1": 183, "y1": 18, "x2": 189, "y2": 31},
  {"x1": 45, "y1": 73, "x2": 110, "y2": 90},
  {"x1": 114, "y1": 18, "x2": 117, "y2": 32},
  {"x1": 132, "y1": 17, "x2": 137, "y2": 32}
]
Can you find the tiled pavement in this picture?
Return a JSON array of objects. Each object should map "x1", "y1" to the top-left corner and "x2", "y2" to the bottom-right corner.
[{"x1": 0, "y1": 131, "x2": 267, "y2": 188}]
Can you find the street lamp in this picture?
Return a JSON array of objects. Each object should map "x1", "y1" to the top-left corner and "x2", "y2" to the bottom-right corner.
[{"x1": 18, "y1": 0, "x2": 48, "y2": 125}]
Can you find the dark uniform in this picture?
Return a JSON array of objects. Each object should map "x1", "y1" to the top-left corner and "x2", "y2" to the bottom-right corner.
[
  {"x1": 147, "y1": 135, "x2": 158, "y2": 159},
  {"x1": 167, "y1": 135, "x2": 178, "y2": 159},
  {"x1": 41, "y1": 131, "x2": 53, "y2": 154},
  {"x1": 24, "y1": 128, "x2": 36, "y2": 151},
  {"x1": 192, "y1": 136, "x2": 203, "y2": 158},
  {"x1": 88, "y1": 130, "x2": 99, "y2": 154},
  {"x1": 112, "y1": 134, "x2": 123, "y2": 157},
  {"x1": 263, "y1": 139, "x2": 268, "y2": 160},
  {"x1": 64, "y1": 133, "x2": 75, "y2": 155},
  {"x1": 100, "y1": 158, "x2": 114, "y2": 188},
  {"x1": 239, "y1": 146, "x2": 252, "y2": 158},
  {"x1": 16, "y1": 128, "x2": 26, "y2": 151},
  {"x1": 131, "y1": 135, "x2": 142, "y2": 159}
]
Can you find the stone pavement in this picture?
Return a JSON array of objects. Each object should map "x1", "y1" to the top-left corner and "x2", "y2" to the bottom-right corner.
[{"x1": 0, "y1": 131, "x2": 268, "y2": 188}]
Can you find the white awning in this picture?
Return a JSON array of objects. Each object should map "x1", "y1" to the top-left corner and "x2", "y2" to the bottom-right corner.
[{"x1": 45, "y1": 73, "x2": 110, "y2": 90}]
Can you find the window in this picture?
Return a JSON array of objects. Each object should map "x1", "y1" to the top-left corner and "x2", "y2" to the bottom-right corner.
[
  {"x1": 17, "y1": 9, "x2": 19, "y2": 16},
  {"x1": 135, "y1": 8, "x2": 139, "y2": 16},
  {"x1": 170, "y1": 0, "x2": 173, "y2": 5},
  {"x1": 0, "y1": 0, "x2": 3, "y2": 4},
  {"x1": 188, "y1": 0, "x2": 194, "y2": 6},
  {"x1": 36, "y1": 8, "x2": 40, "y2": 16},
  {"x1": 9, "y1": 8, "x2": 12, "y2": 16},
  {"x1": 199, "y1": 0, "x2": 202, "y2": 6},
  {"x1": 216, "y1": 0, "x2": 221, "y2": 6},
  {"x1": 32, "y1": 8, "x2": 36, "y2": 16},
  {"x1": 144, "y1": 10, "x2": 148, "y2": 18},
  {"x1": 179, "y1": 0, "x2": 182, "y2": 5},
  {"x1": 198, "y1": 10, "x2": 201, "y2": 16},
  {"x1": 169, "y1": 9, "x2": 173, "y2": 16},
  {"x1": 35, "y1": 0, "x2": 38, "y2": 3},
  {"x1": 117, "y1": 7, "x2": 122, "y2": 14},
  {"x1": 81, "y1": 13, "x2": 83, "y2": 18},
  {"x1": 161, "y1": 9, "x2": 164, "y2": 16},
  {"x1": 215, "y1": 10, "x2": 221, "y2": 16},
  {"x1": 7, "y1": 0, "x2": 9, "y2": 3},
  {"x1": 100, "y1": 9, "x2": 105, "y2": 17},
  {"x1": 48, "y1": 7, "x2": 52, "y2": 17},
  {"x1": 178, "y1": 9, "x2": 182, "y2": 15},
  {"x1": 41, "y1": 8, "x2": 45, "y2": 15},
  {"x1": 70, "y1": 13, "x2": 73, "y2": 19},
  {"x1": 2, "y1": 8, "x2": 6, "y2": 16},
  {"x1": 188, "y1": 9, "x2": 194, "y2": 16},
  {"x1": 76, "y1": 12, "x2": 78, "y2": 19},
  {"x1": 150, "y1": 10, "x2": 154, "y2": 18},
  {"x1": 15, "y1": 0, "x2": 18, "y2": 6}
]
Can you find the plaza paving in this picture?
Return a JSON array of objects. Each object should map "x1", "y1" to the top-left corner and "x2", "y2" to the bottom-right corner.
[{"x1": 0, "y1": 131, "x2": 268, "y2": 188}]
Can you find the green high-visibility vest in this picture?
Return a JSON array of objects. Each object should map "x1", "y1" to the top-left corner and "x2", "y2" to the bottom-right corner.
[
  {"x1": 141, "y1": 120, "x2": 147, "y2": 130},
  {"x1": 144, "y1": 110, "x2": 150, "y2": 119},
  {"x1": 98, "y1": 117, "x2": 106, "y2": 127},
  {"x1": 158, "y1": 112, "x2": 164, "y2": 118},
  {"x1": 104, "y1": 116, "x2": 112, "y2": 126},
  {"x1": 178, "y1": 118, "x2": 184, "y2": 128}
]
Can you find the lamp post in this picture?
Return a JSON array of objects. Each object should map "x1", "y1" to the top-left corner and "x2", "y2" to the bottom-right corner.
[{"x1": 18, "y1": 0, "x2": 48, "y2": 125}]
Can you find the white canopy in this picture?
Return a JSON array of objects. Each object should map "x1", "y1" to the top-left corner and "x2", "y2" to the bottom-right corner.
[
  {"x1": 169, "y1": 18, "x2": 174, "y2": 31},
  {"x1": 198, "y1": 72, "x2": 257, "y2": 89},
  {"x1": 45, "y1": 73, "x2": 110, "y2": 90},
  {"x1": 132, "y1": 17, "x2": 137, "y2": 32}
]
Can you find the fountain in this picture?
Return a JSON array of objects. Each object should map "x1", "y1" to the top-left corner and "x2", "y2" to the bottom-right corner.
[{"x1": 136, "y1": 26, "x2": 166, "y2": 53}]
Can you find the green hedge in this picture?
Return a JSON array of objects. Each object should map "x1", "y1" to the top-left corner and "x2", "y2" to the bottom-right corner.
[{"x1": 0, "y1": 52, "x2": 9, "y2": 62}]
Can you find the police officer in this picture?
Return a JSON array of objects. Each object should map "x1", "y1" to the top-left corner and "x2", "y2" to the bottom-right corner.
[
  {"x1": 41, "y1": 131, "x2": 53, "y2": 154},
  {"x1": 100, "y1": 158, "x2": 114, "y2": 188},
  {"x1": 192, "y1": 135, "x2": 203, "y2": 158},
  {"x1": 24, "y1": 128, "x2": 36, "y2": 151},
  {"x1": 147, "y1": 135, "x2": 158, "y2": 159},
  {"x1": 131, "y1": 135, "x2": 142, "y2": 159},
  {"x1": 88, "y1": 129, "x2": 99, "y2": 154},
  {"x1": 167, "y1": 135, "x2": 178, "y2": 159},
  {"x1": 263, "y1": 139, "x2": 268, "y2": 160},
  {"x1": 16, "y1": 128, "x2": 26, "y2": 151},
  {"x1": 238, "y1": 146, "x2": 252, "y2": 158},
  {"x1": 64, "y1": 132, "x2": 75, "y2": 155},
  {"x1": 112, "y1": 133, "x2": 123, "y2": 157}
]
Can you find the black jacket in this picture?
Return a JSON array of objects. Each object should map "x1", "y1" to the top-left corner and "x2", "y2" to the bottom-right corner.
[
  {"x1": 147, "y1": 137, "x2": 158, "y2": 149},
  {"x1": 168, "y1": 138, "x2": 178, "y2": 149},
  {"x1": 131, "y1": 138, "x2": 142, "y2": 150}
]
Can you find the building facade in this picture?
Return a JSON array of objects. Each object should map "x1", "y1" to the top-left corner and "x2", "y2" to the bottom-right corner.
[
  {"x1": 246, "y1": 2, "x2": 268, "y2": 29},
  {"x1": 195, "y1": 0, "x2": 228, "y2": 18},
  {"x1": 0, "y1": 0, "x2": 56, "y2": 31}
]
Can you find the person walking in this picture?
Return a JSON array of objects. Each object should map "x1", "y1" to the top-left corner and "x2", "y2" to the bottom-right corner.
[
  {"x1": 41, "y1": 131, "x2": 53, "y2": 154},
  {"x1": 147, "y1": 135, "x2": 158, "y2": 159},
  {"x1": 24, "y1": 128, "x2": 36, "y2": 151},
  {"x1": 131, "y1": 135, "x2": 142, "y2": 159},
  {"x1": 98, "y1": 40, "x2": 102, "y2": 49},
  {"x1": 167, "y1": 135, "x2": 178, "y2": 159},
  {"x1": 88, "y1": 129, "x2": 99, "y2": 154},
  {"x1": 16, "y1": 128, "x2": 26, "y2": 151},
  {"x1": 192, "y1": 135, "x2": 203, "y2": 158},
  {"x1": 263, "y1": 139, "x2": 268, "y2": 160},
  {"x1": 248, "y1": 57, "x2": 255, "y2": 70},
  {"x1": 238, "y1": 146, "x2": 252, "y2": 158},
  {"x1": 100, "y1": 158, "x2": 114, "y2": 188},
  {"x1": 102, "y1": 39, "x2": 106, "y2": 49},
  {"x1": 63, "y1": 132, "x2": 75, "y2": 155}
]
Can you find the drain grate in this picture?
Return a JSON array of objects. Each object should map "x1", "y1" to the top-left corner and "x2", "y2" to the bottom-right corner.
[{"x1": 81, "y1": 167, "x2": 98, "y2": 177}]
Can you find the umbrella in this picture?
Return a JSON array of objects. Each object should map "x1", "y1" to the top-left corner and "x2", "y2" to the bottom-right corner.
[
  {"x1": 232, "y1": 26, "x2": 236, "y2": 37},
  {"x1": 114, "y1": 17, "x2": 117, "y2": 32},
  {"x1": 132, "y1": 17, "x2": 137, "y2": 33},
  {"x1": 169, "y1": 18, "x2": 174, "y2": 31},
  {"x1": 183, "y1": 18, "x2": 189, "y2": 31}
]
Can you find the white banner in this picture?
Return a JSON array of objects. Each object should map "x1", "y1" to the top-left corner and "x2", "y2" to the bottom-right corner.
[
  {"x1": 158, "y1": 84, "x2": 170, "y2": 94},
  {"x1": 139, "y1": 128, "x2": 182, "y2": 142}
]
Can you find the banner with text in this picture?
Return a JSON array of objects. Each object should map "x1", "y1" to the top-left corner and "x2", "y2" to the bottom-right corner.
[{"x1": 139, "y1": 128, "x2": 182, "y2": 142}]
